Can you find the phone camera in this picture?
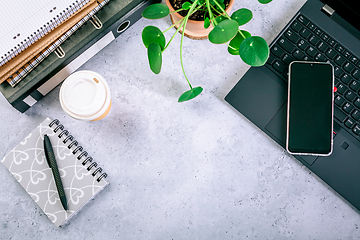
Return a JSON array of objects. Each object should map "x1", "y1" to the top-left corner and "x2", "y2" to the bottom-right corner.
[{"x1": 310, "y1": 63, "x2": 313, "y2": 67}]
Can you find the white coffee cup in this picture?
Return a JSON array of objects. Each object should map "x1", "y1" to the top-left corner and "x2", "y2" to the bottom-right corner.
[{"x1": 59, "y1": 70, "x2": 111, "y2": 121}]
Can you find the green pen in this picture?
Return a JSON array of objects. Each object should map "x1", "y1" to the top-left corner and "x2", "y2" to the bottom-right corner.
[{"x1": 43, "y1": 134, "x2": 68, "y2": 211}]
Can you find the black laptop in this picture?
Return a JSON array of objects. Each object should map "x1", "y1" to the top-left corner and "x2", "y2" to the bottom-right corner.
[{"x1": 225, "y1": 0, "x2": 360, "y2": 211}]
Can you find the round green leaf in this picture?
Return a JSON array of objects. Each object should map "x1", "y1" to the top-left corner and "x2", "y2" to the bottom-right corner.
[
  {"x1": 258, "y1": 0, "x2": 273, "y2": 4},
  {"x1": 228, "y1": 30, "x2": 251, "y2": 55},
  {"x1": 182, "y1": 2, "x2": 191, "y2": 10},
  {"x1": 208, "y1": 19, "x2": 239, "y2": 44},
  {"x1": 142, "y1": 26, "x2": 166, "y2": 50},
  {"x1": 178, "y1": 87, "x2": 203, "y2": 102},
  {"x1": 239, "y1": 36, "x2": 269, "y2": 66},
  {"x1": 148, "y1": 43, "x2": 162, "y2": 74},
  {"x1": 231, "y1": 8, "x2": 253, "y2": 26},
  {"x1": 142, "y1": 4, "x2": 170, "y2": 19}
]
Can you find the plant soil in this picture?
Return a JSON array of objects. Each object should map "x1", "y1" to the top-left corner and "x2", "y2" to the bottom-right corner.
[{"x1": 169, "y1": 0, "x2": 231, "y2": 21}]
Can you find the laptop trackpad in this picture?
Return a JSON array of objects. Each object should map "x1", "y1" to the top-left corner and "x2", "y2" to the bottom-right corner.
[
  {"x1": 265, "y1": 102, "x2": 287, "y2": 145},
  {"x1": 265, "y1": 102, "x2": 318, "y2": 166},
  {"x1": 225, "y1": 67, "x2": 289, "y2": 128}
]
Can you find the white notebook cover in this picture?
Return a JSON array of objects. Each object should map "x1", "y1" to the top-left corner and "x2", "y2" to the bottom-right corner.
[{"x1": 0, "y1": 0, "x2": 91, "y2": 65}]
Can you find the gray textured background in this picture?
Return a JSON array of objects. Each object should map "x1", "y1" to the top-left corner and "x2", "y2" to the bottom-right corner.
[{"x1": 1, "y1": 0, "x2": 360, "y2": 239}]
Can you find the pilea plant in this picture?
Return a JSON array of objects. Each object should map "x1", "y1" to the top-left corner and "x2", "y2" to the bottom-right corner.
[{"x1": 142, "y1": 0, "x2": 272, "y2": 102}]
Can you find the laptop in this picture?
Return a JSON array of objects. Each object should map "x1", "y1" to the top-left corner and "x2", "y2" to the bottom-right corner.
[{"x1": 225, "y1": 0, "x2": 360, "y2": 211}]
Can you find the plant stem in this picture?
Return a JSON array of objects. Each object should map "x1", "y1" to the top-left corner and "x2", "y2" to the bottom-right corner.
[
  {"x1": 190, "y1": 4, "x2": 205, "y2": 16},
  {"x1": 163, "y1": 19, "x2": 186, "y2": 52},
  {"x1": 179, "y1": 0, "x2": 200, "y2": 89},
  {"x1": 210, "y1": 4, "x2": 222, "y2": 16},
  {"x1": 169, "y1": 9, "x2": 183, "y2": 14},
  {"x1": 227, "y1": 43, "x2": 237, "y2": 50},
  {"x1": 205, "y1": 0, "x2": 216, "y2": 26},
  {"x1": 238, "y1": 30, "x2": 246, "y2": 40},
  {"x1": 180, "y1": 19, "x2": 192, "y2": 89},
  {"x1": 163, "y1": 17, "x2": 183, "y2": 34},
  {"x1": 163, "y1": 3, "x2": 204, "y2": 51},
  {"x1": 211, "y1": 0, "x2": 229, "y2": 18}
]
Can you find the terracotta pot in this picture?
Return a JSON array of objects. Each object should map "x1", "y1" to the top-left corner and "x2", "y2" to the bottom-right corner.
[{"x1": 165, "y1": 0, "x2": 235, "y2": 40}]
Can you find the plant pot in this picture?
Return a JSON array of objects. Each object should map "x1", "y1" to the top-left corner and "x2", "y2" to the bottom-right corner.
[{"x1": 165, "y1": 0, "x2": 235, "y2": 40}]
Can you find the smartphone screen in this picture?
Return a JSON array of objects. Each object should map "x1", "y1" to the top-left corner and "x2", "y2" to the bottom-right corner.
[{"x1": 287, "y1": 61, "x2": 334, "y2": 156}]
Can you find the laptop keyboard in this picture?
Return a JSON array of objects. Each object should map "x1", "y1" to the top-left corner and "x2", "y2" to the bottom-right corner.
[{"x1": 266, "y1": 14, "x2": 360, "y2": 140}]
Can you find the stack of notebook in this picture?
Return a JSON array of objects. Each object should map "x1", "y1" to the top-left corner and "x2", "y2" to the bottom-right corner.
[
  {"x1": 0, "y1": 0, "x2": 110, "y2": 87},
  {"x1": 0, "y1": 0, "x2": 161, "y2": 113}
]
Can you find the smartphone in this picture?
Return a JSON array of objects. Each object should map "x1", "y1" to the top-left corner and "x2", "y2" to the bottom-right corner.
[{"x1": 286, "y1": 61, "x2": 334, "y2": 156}]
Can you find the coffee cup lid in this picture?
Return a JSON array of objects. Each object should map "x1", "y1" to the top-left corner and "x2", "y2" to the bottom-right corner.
[{"x1": 60, "y1": 71, "x2": 108, "y2": 118}]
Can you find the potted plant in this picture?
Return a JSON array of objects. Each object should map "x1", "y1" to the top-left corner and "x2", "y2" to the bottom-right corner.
[
  {"x1": 165, "y1": 0, "x2": 235, "y2": 39},
  {"x1": 142, "y1": 0, "x2": 272, "y2": 102}
]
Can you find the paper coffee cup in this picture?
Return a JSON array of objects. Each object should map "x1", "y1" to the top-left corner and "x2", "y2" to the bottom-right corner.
[{"x1": 59, "y1": 70, "x2": 111, "y2": 121}]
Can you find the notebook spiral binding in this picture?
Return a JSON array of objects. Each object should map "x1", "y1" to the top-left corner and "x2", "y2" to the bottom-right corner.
[
  {"x1": 5, "y1": 0, "x2": 111, "y2": 87},
  {"x1": 49, "y1": 119, "x2": 108, "y2": 182},
  {"x1": 0, "y1": 0, "x2": 91, "y2": 66}
]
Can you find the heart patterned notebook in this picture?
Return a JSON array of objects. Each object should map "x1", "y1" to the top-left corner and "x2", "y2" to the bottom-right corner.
[{"x1": 1, "y1": 117, "x2": 109, "y2": 227}]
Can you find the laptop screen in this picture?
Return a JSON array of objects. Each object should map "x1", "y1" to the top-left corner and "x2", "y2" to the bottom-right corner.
[{"x1": 323, "y1": 0, "x2": 360, "y2": 31}]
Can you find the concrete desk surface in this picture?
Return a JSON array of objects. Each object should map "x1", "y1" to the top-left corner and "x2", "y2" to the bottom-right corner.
[{"x1": 1, "y1": 0, "x2": 359, "y2": 239}]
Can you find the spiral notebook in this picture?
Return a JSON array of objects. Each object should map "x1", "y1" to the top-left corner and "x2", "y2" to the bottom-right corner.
[
  {"x1": 5, "y1": 0, "x2": 111, "y2": 87},
  {"x1": 1, "y1": 117, "x2": 109, "y2": 227},
  {"x1": 0, "y1": 0, "x2": 92, "y2": 67}
]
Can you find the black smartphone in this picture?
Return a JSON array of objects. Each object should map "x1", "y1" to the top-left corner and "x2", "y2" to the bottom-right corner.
[{"x1": 286, "y1": 61, "x2": 334, "y2": 156}]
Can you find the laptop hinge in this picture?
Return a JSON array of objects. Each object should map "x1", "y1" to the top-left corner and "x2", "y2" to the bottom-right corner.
[{"x1": 322, "y1": 4, "x2": 335, "y2": 16}]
